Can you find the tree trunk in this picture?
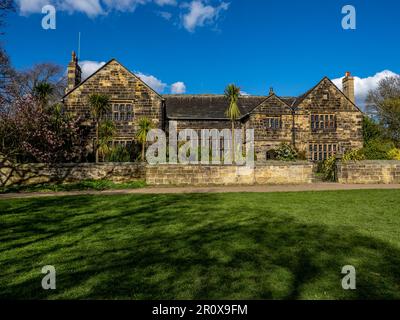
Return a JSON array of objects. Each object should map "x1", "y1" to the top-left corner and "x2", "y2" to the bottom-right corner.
[
  {"x1": 291, "y1": 111, "x2": 296, "y2": 148},
  {"x1": 142, "y1": 142, "x2": 145, "y2": 162},
  {"x1": 95, "y1": 121, "x2": 99, "y2": 163},
  {"x1": 231, "y1": 121, "x2": 235, "y2": 164}
]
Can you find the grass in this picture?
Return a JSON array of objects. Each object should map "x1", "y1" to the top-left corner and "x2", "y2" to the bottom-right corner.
[
  {"x1": 0, "y1": 190, "x2": 400, "y2": 300},
  {"x1": 0, "y1": 179, "x2": 146, "y2": 194}
]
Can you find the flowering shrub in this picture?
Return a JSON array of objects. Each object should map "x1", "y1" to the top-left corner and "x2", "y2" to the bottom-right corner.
[{"x1": 0, "y1": 97, "x2": 89, "y2": 163}]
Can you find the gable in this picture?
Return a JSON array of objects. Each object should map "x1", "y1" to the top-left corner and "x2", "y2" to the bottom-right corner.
[
  {"x1": 63, "y1": 59, "x2": 163, "y2": 102},
  {"x1": 247, "y1": 94, "x2": 292, "y2": 116},
  {"x1": 295, "y1": 77, "x2": 362, "y2": 113}
]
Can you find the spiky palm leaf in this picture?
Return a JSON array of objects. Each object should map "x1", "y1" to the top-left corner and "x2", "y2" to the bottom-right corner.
[
  {"x1": 224, "y1": 84, "x2": 241, "y2": 163},
  {"x1": 136, "y1": 117, "x2": 153, "y2": 162},
  {"x1": 88, "y1": 94, "x2": 111, "y2": 162},
  {"x1": 33, "y1": 82, "x2": 54, "y2": 110}
]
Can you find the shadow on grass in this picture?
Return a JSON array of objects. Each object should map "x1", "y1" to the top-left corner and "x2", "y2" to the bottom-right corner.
[{"x1": 0, "y1": 192, "x2": 399, "y2": 300}]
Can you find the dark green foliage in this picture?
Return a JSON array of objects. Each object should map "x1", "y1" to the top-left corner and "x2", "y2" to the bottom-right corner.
[
  {"x1": 363, "y1": 139, "x2": 395, "y2": 160},
  {"x1": 105, "y1": 145, "x2": 131, "y2": 162},
  {"x1": 362, "y1": 116, "x2": 383, "y2": 143}
]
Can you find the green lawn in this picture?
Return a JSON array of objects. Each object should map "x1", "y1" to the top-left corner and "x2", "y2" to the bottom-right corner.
[{"x1": 1, "y1": 190, "x2": 400, "y2": 300}]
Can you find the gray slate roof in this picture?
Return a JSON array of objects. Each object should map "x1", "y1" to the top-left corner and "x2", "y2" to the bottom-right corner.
[{"x1": 164, "y1": 95, "x2": 268, "y2": 120}]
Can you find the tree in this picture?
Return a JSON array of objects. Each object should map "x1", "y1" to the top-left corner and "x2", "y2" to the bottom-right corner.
[
  {"x1": 18, "y1": 63, "x2": 66, "y2": 104},
  {"x1": 136, "y1": 117, "x2": 153, "y2": 162},
  {"x1": 224, "y1": 84, "x2": 241, "y2": 163},
  {"x1": 367, "y1": 76, "x2": 400, "y2": 145},
  {"x1": 88, "y1": 94, "x2": 111, "y2": 163},
  {"x1": 0, "y1": 0, "x2": 15, "y2": 35},
  {"x1": 33, "y1": 82, "x2": 54, "y2": 111},
  {"x1": 98, "y1": 120, "x2": 116, "y2": 161},
  {"x1": 0, "y1": 96, "x2": 88, "y2": 163}
]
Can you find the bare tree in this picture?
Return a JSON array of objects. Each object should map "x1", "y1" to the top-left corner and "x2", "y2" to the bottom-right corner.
[
  {"x1": 0, "y1": 0, "x2": 15, "y2": 34},
  {"x1": 18, "y1": 63, "x2": 67, "y2": 103}
]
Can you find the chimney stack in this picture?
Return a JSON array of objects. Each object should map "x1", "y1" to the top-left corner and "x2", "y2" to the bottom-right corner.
[
  {"x1": 66, "y1": 51, "x2": 82, "y2": 93},
  {"x1": 269, "y1": 87, "x2": 274, "y2": 95},
  {"x1": 342, "y1": 71, "x2": 355, "y2": 104}
]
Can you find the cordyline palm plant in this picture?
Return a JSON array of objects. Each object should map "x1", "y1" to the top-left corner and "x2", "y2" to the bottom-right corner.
[
  {"x1": 33, "y1": 82, "x2": 54, "y2": 112},
  {"x1": 98, "y1": 120, "x2": 116, "y2": 161},
  {"x1": 136, "y1": 117, "x2": 153, "y2": 162},
  {"x1": 88, "y1": 94, "x2": 111, "y2": 163},
  {"x1": 224, "y1": 84, "x2": 241, "y2": 163}
]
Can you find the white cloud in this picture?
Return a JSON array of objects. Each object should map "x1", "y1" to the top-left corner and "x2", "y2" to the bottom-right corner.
[
  {"x1": 62, "y1": 0, "x2": 104, "y2": 17},
  {"x1": 332, "y1": 70, "x2": 400, "y2": 106},
  {"x1": 79, "y1": 60, "x2": 106, "y2": 79},
  {"x1": 18, "y1": 0, "x2": 49, "y2": 15},
  {"x1": 158, "y1": 10, "x2": 173, "y2": 20},
  {"x1": 135, "y1": 72, "x2": 168, "y2": 93},
  {"x1": 181, "y1": 1, "x2": 230, "y2": 32},
  {"x1": 16, "y1": 0, "x2": 176, "y2": 16},
  {"x1": 171, "y1": 81, "x2": 186, "y2": 94},
  {"x1": 240, "y1": 91, "x2": 250, "y2": 96},
  {"x1": 155, "y1": 0, "x2": 177, "y2": 6}
]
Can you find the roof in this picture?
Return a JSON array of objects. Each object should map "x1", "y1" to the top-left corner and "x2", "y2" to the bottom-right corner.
[{"x1": 164, "y1": 95, "x2": 267, "y2": 120}]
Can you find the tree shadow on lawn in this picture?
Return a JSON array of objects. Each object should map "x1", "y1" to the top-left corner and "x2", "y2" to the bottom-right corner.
[{"x1": 0, "y1": 193, "x2": 400, "y2": 300}]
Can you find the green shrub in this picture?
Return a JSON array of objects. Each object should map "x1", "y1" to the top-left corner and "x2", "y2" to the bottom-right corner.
[
  {"x1": 362, "y1": 139, "x2": 395, "y2": 160},
  {"x1": 342, "y1": 149, "x2": 366, "y2": 162},
  {"x1": 275, "y1": 143, "x2": 298, "y2": 161},
  {"x1": 321, "y1": 156, "x2": 337, "y2": 181},
  {"x1": 105, "y1": 145, "x2": 131, "y2": 162},
  {"x1": 387, "y1": 148, "x2": 400, "y2": 160}
]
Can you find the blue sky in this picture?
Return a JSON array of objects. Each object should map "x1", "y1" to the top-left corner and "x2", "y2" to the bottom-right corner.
[{"x1": 3, "y1": 0, "x2": 400, "y2": 104}]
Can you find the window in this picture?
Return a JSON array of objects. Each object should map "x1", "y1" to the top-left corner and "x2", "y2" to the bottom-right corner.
[
  {"x1": 311, "y1": 114, "x2": 336, "y2": 131},
  {"x1": 107, "y1": 103, "x2": 133, "y2": 122},
  {"x1": 265, "y1": 117, "x2": 281, "y2": 130},
  {"x1": 309, "y1": 143, "x2": 337, "y2": 161}
]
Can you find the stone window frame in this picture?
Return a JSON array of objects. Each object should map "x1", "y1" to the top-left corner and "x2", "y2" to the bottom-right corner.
[
  {"x1": 310, "y1": 114, "x2": 336, "y2": 132},
  {"x1": 264, "y1": 116, "x2": 282, "y2": 130},
  {"x1": 106, "y1": 101, "x2": 135, "y2": 123},
  {"x1": 309, "y1": 143, "x2": 337, "y2": 161}
]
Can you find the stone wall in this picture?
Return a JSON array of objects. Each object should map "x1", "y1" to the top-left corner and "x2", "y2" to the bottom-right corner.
[
  {"x1": 146, "y1": 162, "x2": 316, "y2": 186},
  {"x1": 4, "y1": 161, "x2": 399, "y2": 188},
  {"x1": 0, "y1": 162, "x2": 146, "y2": 187},
  {"x1": 337, "y1": 161, "x2": 400, "y2": 184}
]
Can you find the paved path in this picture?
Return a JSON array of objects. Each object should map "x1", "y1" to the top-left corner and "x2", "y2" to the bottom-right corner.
[{"x1": 1, "y1": 183, "x2": 400, "y2": 200}]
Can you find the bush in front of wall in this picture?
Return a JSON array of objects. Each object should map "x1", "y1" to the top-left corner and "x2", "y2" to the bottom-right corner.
[
  {"x1": 342, "y1": 149, "x2": 366, "y2": 162},
  {"x1": 275, "y1": 143, "x2": 298, "y2": 161},
  {"x1": 320, "y1": 156, "x2": 337, "y2": 182},
  {"x1": 362, "y1": 139, "x2": 395, "y2": 160},
  {"x1": 105, "y1": 145, "x2": 131, "y2": 162},
  {"x1": 387, "y1": 148, "x2": 400, "y2": 160}
]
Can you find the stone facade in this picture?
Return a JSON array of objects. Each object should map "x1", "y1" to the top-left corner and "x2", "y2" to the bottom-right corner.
[
  {"x1": 63, "y1": 57, "x2": 163, "y2": 147},
  {"x1": 337, "y1": 160, "x2": 400, "y2": 184},
  {"x1": 62, "y1": 54, "x2": 363, "y2": 162}
]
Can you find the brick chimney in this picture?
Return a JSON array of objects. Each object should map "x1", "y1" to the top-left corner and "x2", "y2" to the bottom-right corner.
[
  {"x1": 66, "y1": 51, "x2": 82, "y2": 92},
  {"x1": 342, "y1": 71, "x2": 355, "y2": 104}
]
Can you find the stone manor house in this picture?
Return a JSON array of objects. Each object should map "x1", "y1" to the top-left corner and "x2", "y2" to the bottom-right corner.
[{"x1": 62, "y1": 52, "x2": 363, "y2": 162}]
